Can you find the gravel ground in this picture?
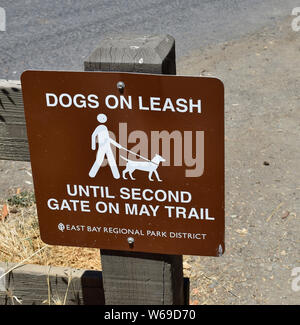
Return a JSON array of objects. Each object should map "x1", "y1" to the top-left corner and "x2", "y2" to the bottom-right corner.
[
  {"x1": 0, "y1": 14, "x2": 299, "y2": 305},
  {"x1": 178, "y1": 16, "x2": 299, "y2": 305}
]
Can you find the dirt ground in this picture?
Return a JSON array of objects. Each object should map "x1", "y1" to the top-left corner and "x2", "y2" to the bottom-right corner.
[
  {"x1": 0, "y1": 16, "x2": 299, "y2": 304},
  {"x1": 177, "y1": 16, "x2": 299, "y2": 305}
]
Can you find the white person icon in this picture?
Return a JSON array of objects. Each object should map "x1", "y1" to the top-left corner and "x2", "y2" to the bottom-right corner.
[{"x1": 89, "y1": 113, "x2": 121, "y2": 179}]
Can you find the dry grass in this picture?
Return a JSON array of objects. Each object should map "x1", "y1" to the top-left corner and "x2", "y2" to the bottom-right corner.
[{"x1": 0, "y1": 194, "x2": 101, "y2": 270}]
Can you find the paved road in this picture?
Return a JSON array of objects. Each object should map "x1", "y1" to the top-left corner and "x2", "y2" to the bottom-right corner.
[{"x1": 0, "y1": 0, "x2": 297, "y2": 79}]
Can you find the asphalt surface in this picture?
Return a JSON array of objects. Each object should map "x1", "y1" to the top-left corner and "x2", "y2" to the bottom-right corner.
[{"x1": 0, "y1": 0, "x2": 298, "y2": 79}]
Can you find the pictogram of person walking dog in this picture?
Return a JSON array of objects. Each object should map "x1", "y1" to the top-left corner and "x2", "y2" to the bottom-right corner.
[{"x1": 89, "y1": 114, "x2": 165, "y2": 181}]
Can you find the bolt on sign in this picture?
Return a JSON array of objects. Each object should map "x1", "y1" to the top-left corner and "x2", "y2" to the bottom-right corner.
[{"x1": 21, "y1": 71, "x2": 224, "y2": 256}]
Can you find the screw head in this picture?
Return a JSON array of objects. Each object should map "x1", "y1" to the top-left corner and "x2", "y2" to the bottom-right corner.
[
  {"x1": 127, "y1": 237, "x2": 134, "y2": 245},
  {"x1": 117, "y1": 81, "x2": 125, "y2": 91}
]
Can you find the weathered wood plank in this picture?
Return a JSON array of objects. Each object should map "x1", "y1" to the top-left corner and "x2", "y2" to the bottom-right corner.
[
  {"x1": 84, "y1": 34, "x2": 176, "y2": 75},
  {"x1": 0, "y1": 262, "x2": 105, "y2": 305},
  {"x1": 100, "y1": 250, "x2": 184, "y2": 305},
  {"x1": 0, "y1": 80, "x2": 30, "y2": 162},
  {"x1": 84, "y1": 34, "x2": 186, "y2": 305}
]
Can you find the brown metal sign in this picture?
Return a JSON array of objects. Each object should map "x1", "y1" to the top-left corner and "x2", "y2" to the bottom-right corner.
[{"x1": 21, "y1": 71, "x2": 224, "y2": 256}]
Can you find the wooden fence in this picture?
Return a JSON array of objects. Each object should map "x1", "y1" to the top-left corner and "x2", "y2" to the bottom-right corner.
[{"x1": 0, "y1": 34, "x2": 189, "y2": 305}]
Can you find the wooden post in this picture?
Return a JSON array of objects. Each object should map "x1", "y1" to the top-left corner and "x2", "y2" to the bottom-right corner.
[{"x1": 84, "y1": 35, "x2": 185, "y2": 305}]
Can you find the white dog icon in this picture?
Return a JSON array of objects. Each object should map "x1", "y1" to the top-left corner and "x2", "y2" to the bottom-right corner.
[{"x1": 121, "y1": 154, "x2": 166, "y2": 181}]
